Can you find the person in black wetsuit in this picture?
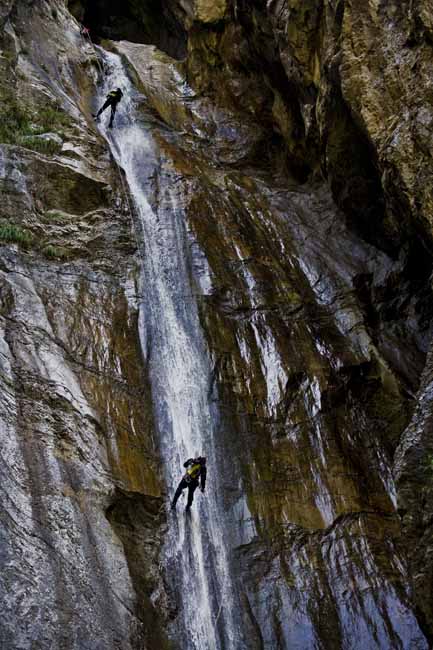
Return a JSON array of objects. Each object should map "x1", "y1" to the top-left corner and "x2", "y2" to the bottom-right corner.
[
  {"x1": 171, "y1": 457, "x2": 207, "y2": 511},
  {"x1": 93, "y1": 88, "x2": 123, "y2": 128}
]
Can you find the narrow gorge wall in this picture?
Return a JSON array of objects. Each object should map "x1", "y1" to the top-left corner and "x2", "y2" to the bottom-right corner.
[
  {"x1": 1, "y1": 0, "x2": 432, "y2": 648},
  {"x1": 0, "y1": 2, "x2": 171, "y2": 648}
]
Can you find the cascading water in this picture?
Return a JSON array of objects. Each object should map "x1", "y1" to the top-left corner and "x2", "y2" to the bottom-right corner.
[{"x1": 95, "y1": 49, "x2": 245, "y2": 650}]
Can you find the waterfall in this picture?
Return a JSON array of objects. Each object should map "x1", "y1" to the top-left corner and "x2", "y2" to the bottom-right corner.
[{"x1": 95, "y1": 49, "x2": 243, "y2": 650}]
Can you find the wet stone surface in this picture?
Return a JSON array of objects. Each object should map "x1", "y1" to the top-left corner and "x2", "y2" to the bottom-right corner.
[{"x1": 0, "y1": 0, "x2": 433, "y2": 648}]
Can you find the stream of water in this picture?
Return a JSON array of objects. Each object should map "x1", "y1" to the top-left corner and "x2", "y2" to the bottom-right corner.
[{"x1": 96, "y1": 49, "x2": 243, "y2": 650}]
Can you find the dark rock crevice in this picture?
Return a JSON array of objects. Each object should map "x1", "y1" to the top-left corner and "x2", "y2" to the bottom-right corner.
[
  {"x1": 323, "y1": 91, "x2": 391, "y2": 254},
  {"x1": 105, "y1": 489, "x2": 175, "y2": 650}
]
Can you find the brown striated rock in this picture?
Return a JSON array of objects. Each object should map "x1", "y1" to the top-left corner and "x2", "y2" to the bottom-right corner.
[
  {"x1": 195, "y1": 0, "x2": 227, "y2": 24},
  {"x1": 115, "y1": 40, "x2": 266, "y2": 165},
  {"x1": 339, "y1": 1, "x2": 433, "y2": 246},
  {"x1": 395, "y1": 344, "x2": 433, "y2": 639},
  {"x1": 1, "y1": 0, "x2": 433, "y2": 647},
  {"x1": 110, "y1": 35, "x2": 428, "y2": 642}
]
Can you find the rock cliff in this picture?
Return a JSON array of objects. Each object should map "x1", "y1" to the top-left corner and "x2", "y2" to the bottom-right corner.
[{"x1": 1, "y1": 0, "x2": 432, "y2": 648}]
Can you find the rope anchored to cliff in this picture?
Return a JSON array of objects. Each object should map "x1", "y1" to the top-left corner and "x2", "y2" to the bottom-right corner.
[
  {"x1": 108, "y1": 140, "x2": 144, "y2": 257},
  {"x1": 79, "y1": 25, "x2": 105, "y2": 76}
]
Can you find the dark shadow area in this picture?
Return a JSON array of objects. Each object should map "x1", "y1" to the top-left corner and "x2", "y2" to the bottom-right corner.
[
  {"x1": 106, "y1": 488, "x2": 175, "y2": 649},
  {"x1": 233, "y1": 0, "x2": 316, "y2": 182},
  {"x1": 68, "y1": 0, "x2": 188, "y2": 60},
  {"x1": 323, "y1": 88, "x2": 393, "y2": 254}
]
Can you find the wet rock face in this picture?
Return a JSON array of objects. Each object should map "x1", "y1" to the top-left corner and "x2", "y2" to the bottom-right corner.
[
  {"x1": 395, "y1": 347, "x2": 433, "y2": 641},
  {"x1": 195, "y1": 0, "x2": 227, "y2": 24},
  {"x1": 173, "y1": 0, "x2": 433, "y2": 252},
  {"x1": 143, "y1": 8, "x2": 432, "y2": 635},
  {"x1": 1, "y1": 0, "x2": 433, "y2": 648},
  {"x1": 168, "y1": 165, "x2": 428, "y2": 646},
  {"x1": 0, "y1": 2, "x2": 171, "y2": 648},
  {"x1": 117, "y1": 1, "x2": 433, "y2": 644}
]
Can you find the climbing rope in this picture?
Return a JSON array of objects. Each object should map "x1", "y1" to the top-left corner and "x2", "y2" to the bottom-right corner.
[
  {"x1": 79, "y1": 27, "x2": 105, "y2": 76},
  {"x1": 212, "y1": 570, "x2": 229, "y2": 633},
  {"x1": 214, "y1": 594, "x2": 225, "y2": 628},
  {"x1": 106, "y1": 133, "x2": 145, "y2": 261}
]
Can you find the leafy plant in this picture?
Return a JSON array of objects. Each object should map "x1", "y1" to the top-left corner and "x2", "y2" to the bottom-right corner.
[
  {"x1": 2, "y1": 50, "x2": 16, "y2": 64},
  {"x1": 0, "y1": 95, "x2": 71, "y2": 151},
  {"x1": 42, "y1": 245, "x2": 69, "y2": 260},
  {"x1": 21, "y1": 136, "x2": 62, "y2": 155},
  {"x1": 42, "y1": 210, "x2": 70, "y2": 223},
  {"x1": 0, "y1": 98, "x2": 32, "y2": 144},
  {"x1": 37, "y1": 106, "x2": 71, "y2": 130},
  {"x1": 0, "y1": 223, "x2": 33, "y2": 246}
]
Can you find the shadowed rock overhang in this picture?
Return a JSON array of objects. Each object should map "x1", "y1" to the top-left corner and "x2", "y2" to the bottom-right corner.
[{"x1": 67, "y1": 0, "x2": 188, "y2": 59}]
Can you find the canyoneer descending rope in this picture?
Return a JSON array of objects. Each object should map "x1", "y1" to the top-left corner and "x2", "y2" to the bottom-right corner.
[
  {"x1": 93, "y1": 88, "x2": 123, "y2": 128},
  {"x1": 171, "y1": 457, "x2": 207, "y2": 511},
  {"x1": 80, "y1": 25, "x2": 91, "y2": 38}
]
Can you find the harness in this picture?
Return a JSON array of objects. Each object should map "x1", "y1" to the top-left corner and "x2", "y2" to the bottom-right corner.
[
  {"x1": 184, "y1": 463, "x2": 201, "y2": 483},
  {"x1": 107, "y1": 91, "x2": 122, "y2": 103}
]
